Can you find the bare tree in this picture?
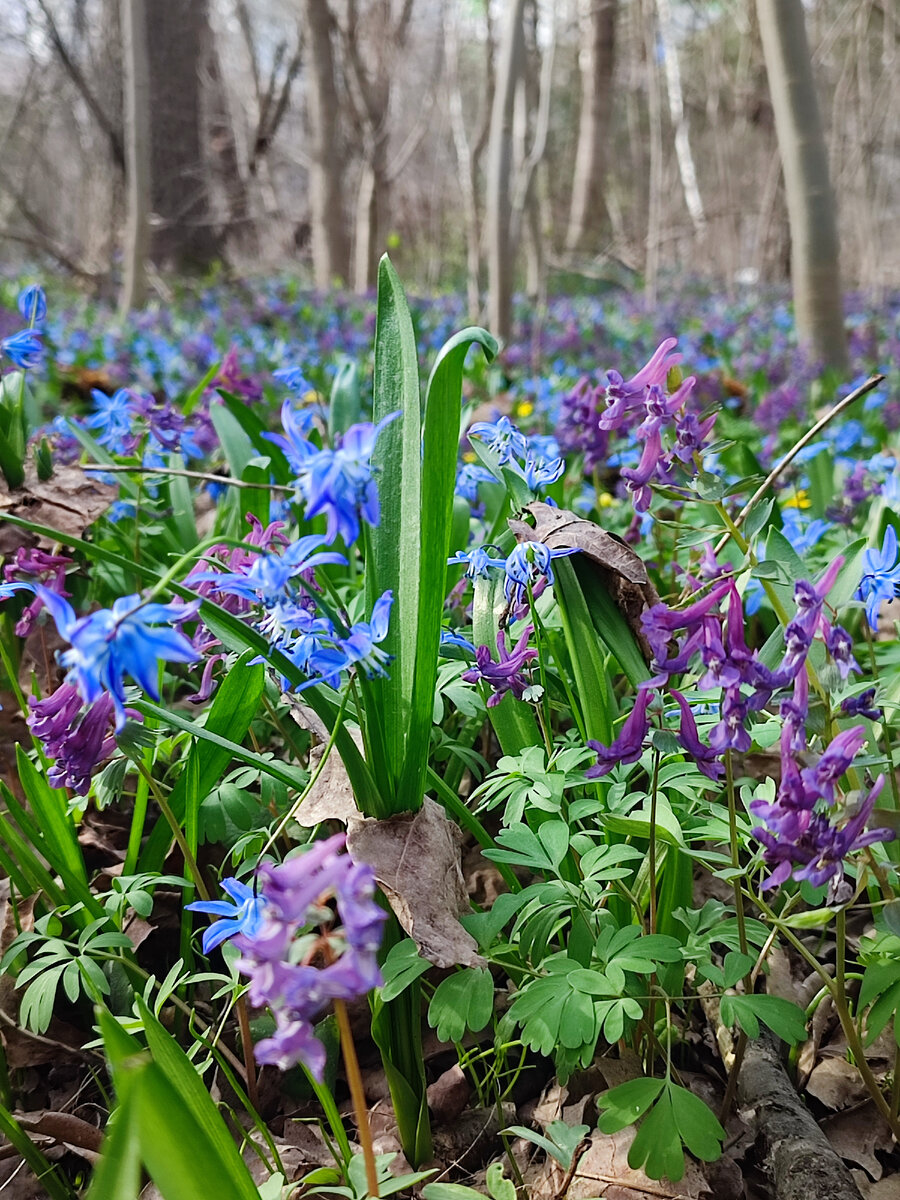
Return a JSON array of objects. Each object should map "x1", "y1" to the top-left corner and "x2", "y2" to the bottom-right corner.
[
  {"x1": 486, "y1": 0, "x2": 526, "y2": 340},
  {"x1": 756, "y1": 0, "x2": 847, "y2": 369},
  {"x1": 305, "y1": 0, "x2": 350, "y2": 287},
  {"x1": 145, "y1": 0, "x2": 219, "y2": 271},
  {"x1": 565, "y1": 0, "x2": 617, "y2": 254},
  {"x1": 656, "y1": 0, "x2": 705, "y2": 238},
  {"x1": 120, "y1": 0, "x2": 150, "y2": 312}
]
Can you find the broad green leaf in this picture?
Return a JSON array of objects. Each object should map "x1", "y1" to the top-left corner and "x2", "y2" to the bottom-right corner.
[
  {"x1": 628, "y1": 1088, "x2": 684, "y2": 1181},
  {"x1": 596, "y1": 1077, "x2": 665, "y2": 1133},
  {"x1": 379, "y1": 939, "x2": 431, "y2": 1002},
  {"x1": 668, "y1": 1083, "x2": 725, "y2": 1162},
  {"x1": 721, "y1": 993, "x2": 807, "y2": 1044}
]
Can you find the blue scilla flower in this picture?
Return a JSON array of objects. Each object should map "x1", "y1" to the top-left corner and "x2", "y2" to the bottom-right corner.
[
  {"x1": 448, "y1": 546, "x2": 504, "y2": 579},
  {"x1": 194, "y1": 535, "x2": 347, "y2": 606},
  {"x1": 858, "y1": 525, "x2": 900, "y2": 629},
  {"x1": 263, "y1": 400, "x2": 320, "y2": 475},
  {"x1": 17, "y1": 285, "x2": 47, "y2": 324},
  {"x1": 186, "y1": 877, "x2": 268, "y2": 953},
  {"x1": 300, "y1": 415, "x2": 398, "y2": 546},
  {"x1": 502, "y1": 541, "x2": 579, "y2": 606},
  {"x1": 517, "y1": 452, "x2": 565, "y2": 491},
  {"x1": 273, "y1": 366, "x2": 313, "y2": 394},
  {"x1": 2, "y1": 328, "x2": 44, "y2": 370},
  {"x1": 339, "y1": 591, "x2": 393, "y2": 677},
  {"x1": 455, "y1": 462, "x2": 495, "y2": 503},
  {"x1": 781, "y1": 508, "x2": 830, "y2": 556},
  {"x1": 0, "y1": 584, "x2": 199, "y2": 731},
  {"x1": 440, "y1": 628, "x2": 477, "y2": 656},
  {"x1": 467, "y1": 415, "x2": 528, "y2": 465},
  {"x1": 85, "y1": 388, "x2": 137, "y2": 453}
]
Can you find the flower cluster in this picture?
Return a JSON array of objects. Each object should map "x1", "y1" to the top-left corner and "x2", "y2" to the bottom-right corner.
[
  {"x1": 27, "y1": 684, "x2": 136, "y2": 795},
  {"x1": 449, "y1": 540, "x2": 579, "y2": 611},
  {"x1": 586, "y1": 555, "x2": 892, "y2": 894},
  {"x1": 466, "y1": 415, "x2": 565, "y2": 496},
  {"x1": 188, "y1": 833, "x2": 386, "y2": 1079},
  {"x1": 194, "y1": 533, "x2": 393, "y2": 690},
  {"x1": 556, "y1": 339, "x2": 716, "y2": 514},
  {"x1": 0, "y1": 583, "x2": 198, "y2": 731},
  {"x1": 265, "y1": 399, "x2": 398, "y2": 545},
  {"x1": 462, "y1": 626, "x2": 538, "y2": 706}
]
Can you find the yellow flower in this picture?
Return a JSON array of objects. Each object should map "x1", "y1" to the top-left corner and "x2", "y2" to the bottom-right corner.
[
  {"x1": 516, "y1": 401, "x2": 534, "y2": 418},
  {"x1": 783, "y1": 490, "x2": 811, "y2": 510},
  {"x1": 598, "y1": 492, "x2": 617, "y2": 509},
  {"x1": 462, "y1": 450, "x2": 476, "y2": 464}
]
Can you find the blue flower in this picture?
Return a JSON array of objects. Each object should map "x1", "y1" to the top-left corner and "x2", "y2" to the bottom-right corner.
[
  {"x1": 0, "y1": 584, "x2": 200, "y2": 731},
  {"x1": 857, "y1": 525, "x2": 900, "y2": 629},
  {"x1": 17, "y1": 285, "x2": 47, "y2": 324},
  {"x1": 455, "y1": 462, "x2": 495, "y2": 502},
  {"x1": 195, "y1": 535, "x2": 347, "y2": 606},
  {"x1": 263, "y1": 399, "x2": 319, "y2": 475},
  {"x1": 84, "y1": 388, "x2": 137, "y2": 453},
  {"x1": 440, "y1": 628, "x2": 476, "y2": 655},
  {"x1": 2, "y1": 328, "x2": 44, "y2": 370},
  {"x1": 781, "y1": 509, "x2": 830, "y2": 556},
  {"x1": 186, "y1": 877, "x2": 268, "y2": 953},
  {"x1": 448, "y1": 546, "x2": 504, "y2": 579},
  {"x1": 517, "y1": 452, "x2": 565, "y2": 491},
  {"x1": 273, "y1": 366, "x2": 313, "y2": 393},
  {"x1": 299, "y1": 415, "x2": 399, "y2": 545},
  {"x1": 339, "y1": 591, "x2": 393, "y2": 677},
  {"x1": 467, "y1": 415, "x2": 528, "y2": 465},
  {"x1": 502, "y1": 541, "x2": 579, "y2": 606}
]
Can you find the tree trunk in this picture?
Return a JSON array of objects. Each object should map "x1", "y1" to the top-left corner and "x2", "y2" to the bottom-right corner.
[
  {"x1": 756, "y1": 0, "x2": 847, "y2": 370},
  {"x1": 353, "y1": 142, "x2": 386, "y2": 294},
  {"x1": 207, "y1": 29, "x2": 257, "y2": 258},
  {"x1": 120, "y1": 0, "x2": 150, "y2": 313},
  {"x1": 565, "y1": 0, "x2": 617, "y2": 254},
  {"x1": 304, "y1": 0, "x2": 349, "y2": 287},
  {"x1": 145, "y1": 0, "x2": 220, "y2": 272},
  {"x1": 486, "y1": 0, "x2": 527, "y2": 341},
  {"x1": 656, "y1": 0, "x2": 706, "y2": 238}
]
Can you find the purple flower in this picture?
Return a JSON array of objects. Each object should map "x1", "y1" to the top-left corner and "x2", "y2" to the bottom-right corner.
[
  {"x1": 708, "y1": 690, "x2": 751, "y2": 754},
  {"x1": 826, "y1": 625, "x2": 860, "y2": 681},
  {"x1": 670, "y1": 690, "x2": 723, "y2": 781},
  {"x1": 202, "y1": 834, "x2": 387, "y2": 1079},
  {"x1": 841, "y1": 688, "x2": 881, "y2": 721},
  {"x1": 27, "y1": 684, "x2": 131, "y2": 795},
  {"x1": 587, "y1": 688, "x2": 653, "y2": 777},
  {"x1": 462, "y1": 626, "x2": 537, "y2": 706},
  {"x1": 3, "y1": 546, "x2": 71, "y2": 637}
]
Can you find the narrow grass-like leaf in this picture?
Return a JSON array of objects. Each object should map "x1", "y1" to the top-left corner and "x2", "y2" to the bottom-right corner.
[
  {"x1": 552, "y1": 557, "x2": 613, "y2": 746},
  {"x1": 16, "y1": 746, "x2": 88, "y2": 886},
  {"x1": 0, "y1": 1104, "x2": 77, "y2": 1200}
]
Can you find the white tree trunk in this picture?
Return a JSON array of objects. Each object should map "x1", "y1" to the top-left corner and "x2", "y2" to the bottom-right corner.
[
  {"x1": 566, "y1": 0, "x2": 617, "y2": 254},
  {"x1": 656, "y1": 0, "x2": 706, "y2": 238},
  {"x1": 756, "y1": 0, "x2": 848, "y2": 370},
  {"x1": 120, "y1": 0, "x2": 150, "y2": 314},
  {"x1": 486, "y1": 0, "x2": 527, "y2": 341}
]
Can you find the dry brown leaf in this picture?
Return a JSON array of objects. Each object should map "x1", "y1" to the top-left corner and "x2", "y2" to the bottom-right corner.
[
  {"x1": 349, "y1": 798, "x2": 485, "y2": 969},
  {"x1": 821, "y1": 1101, "x2": 893, "y2": 1180},
  {"x1": 806, "y1": 1057, "x2": 869, "y2": 1110},
  {"x1": 284, "y1": 703, "x2": 484, "y2": 969},
  {"x1": 18, "y1": 1110, "x2": 103, "y2": 1157},
  {"x1": 507, "y1": 502, "x2": 659, "y2": 657},
  {"x1": 525, "y1": 1127, "x2": 710, "y2": 1200},
  {"x1": 427, "y1": 1063, "x2": 472, "y2": 1124},
  {"x1": 0, "y1": 462, "x2": 115, "y2": 554}
]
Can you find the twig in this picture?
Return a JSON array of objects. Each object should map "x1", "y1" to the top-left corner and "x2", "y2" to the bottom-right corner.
[
  {"x1": 551, "y1": 1137, "x2": 591, "y2": 1200},
  {"x1": 82, "y1": 463, "x2": 296, "y2": 493},
  {"x1": 713, "y1": 372, "x2": 885, "y2": 556}
]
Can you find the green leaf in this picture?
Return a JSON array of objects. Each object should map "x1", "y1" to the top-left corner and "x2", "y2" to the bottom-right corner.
[
  {"x1": 211, "y1": 401, "x2": 257, "y2": 477},
  {"x1": 596, "y1": 1077, "x2": 665, "y2": 1133},
  {"x1": 628, "y1": 1087, "x2": 685, "y2": 1181},
  {"x1": 15, "y1": 747, "x2": 89, "y2": 888},
  {"x1": 0, "y1": 1103, "x2": 76, "y2": 1200},
  {"x1": 329, "y1": 357, "x2": 362, "y2": 440},
  {"x1": 422, "y1": 1185, "x2": 486, "y2": 1200},
  {"x1": 721, "y1": 993, "x2": 807, "y2": 1044},
  {"x1": 379, "y1": 939, "x2": 431, "y2": 1002},
  {"x1": 668, "y1": 1083, "x2": 725, "y2": 1162},
  {"x1": 485, "y1": 1163, "x2": 516, "y2": 1200},
  {"x1": 84, "y1": 1083, "x2": 142, "y2": 1200},
  {"x1": 428, "y1": 968, "x2": 494, "y2": 1043}
]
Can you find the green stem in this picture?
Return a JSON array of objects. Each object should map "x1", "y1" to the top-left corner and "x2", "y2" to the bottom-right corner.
[{"x1": 135, "y1": 760, "x2": 208, "y2": 900}]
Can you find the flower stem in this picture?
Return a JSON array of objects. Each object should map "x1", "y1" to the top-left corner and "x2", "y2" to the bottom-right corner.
[
  {"x1": 134, "y1": 760, "x2": 208, "y2": 900},
  {"x1": 334, "y1": 997, "x2": 379, "y2": 1198},
  {"x1": 234, "y1": 994, "x2": 260, "y2": 1112}
]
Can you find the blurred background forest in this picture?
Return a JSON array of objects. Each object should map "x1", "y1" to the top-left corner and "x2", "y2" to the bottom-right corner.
[{"x1": 0, "y1": 0, "x2": 897, "y2": 320}]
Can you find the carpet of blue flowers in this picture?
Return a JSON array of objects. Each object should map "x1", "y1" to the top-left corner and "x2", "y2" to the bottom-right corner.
[{"x1": 1, "y1": 267, "x2": 900, "y2": 1197}]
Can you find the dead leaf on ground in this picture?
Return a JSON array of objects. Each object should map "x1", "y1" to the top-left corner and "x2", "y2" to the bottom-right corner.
[
  {"x1": 507, "y1": 502, "x2": 659, "y2": 658},
  {"x1": 349, "y1": 798, "x2": 485, "y2": 969},
  {"x1": 427, "y1": 1063, "x2": 472, "y2": 1124},
  {"x1": 0, "y1": 462, "x2": 115, "y2": 554},
  {"x1": 525, "y1": 1126, "x2": 710, "y2": 1200},
  {"x1": 806, "y1": 1057, "x2": 869, "y2": 1110},
  {"x1": 821, "y1": 1101, "x2": 893, "y2": 1180},
  {"x1": 284, "y1": 703, "x2": 484, "y2": 970},
  {"x1": 17, "y1": 1110, "x2": 103, "y2": 1159}
]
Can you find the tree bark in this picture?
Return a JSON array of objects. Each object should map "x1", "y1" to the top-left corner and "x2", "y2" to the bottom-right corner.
[
  {"x1": 565, "y1": 0, "x2": 617, "y2": 255},
  {"x1": 737, "y1": 1033, "x2": 864, "y2": 1200},
  {"x1": 304, "y1": 0, "x2": 349, "y2": 287},
  {"x1": 756, "y1": 0, "x2": 848, "y2": 370},
  {"x1": 656, "y1": 0, "x2": 706, "y2": 238},
  {"x1": 486, "y1": 0, "x2": 527, "y2": 341},
  {"x1": 120, "y1": 0, "x2": 151, "y2": 313},
  {"x1": 145, "y1": 0, "x2": 220, "y2": 272}
]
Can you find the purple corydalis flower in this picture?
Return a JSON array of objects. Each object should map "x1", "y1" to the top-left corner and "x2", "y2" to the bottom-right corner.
[
  {"x1": 841, "y1": 688, "x2": 881, "y2": 721},
  {"x1": 462, "y1": 626, "x2": 537, "y2": 706},
  {"x1": 669, "y1": 690, "x2": 724, "y2": 781},
  {"x1": 202, "y1": 833, "x2": 387, "y2": 1079},
  {"x1": 27, "y1": 684, "x2": 134, "y2": 795},
  {"x1": 3, "y1": 546, "x2": 72, "y2": 637},
  {"x1": 587, "y1": 688, "x2": 653, "y2": 777},
  {"x1": 601, "y1": 338, "x2": 681, "y2": 431}
]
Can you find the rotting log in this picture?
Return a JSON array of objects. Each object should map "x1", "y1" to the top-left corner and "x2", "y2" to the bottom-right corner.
[{"x1": 736, "y1": 1032, "x2": 863, "y2": 1200}]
